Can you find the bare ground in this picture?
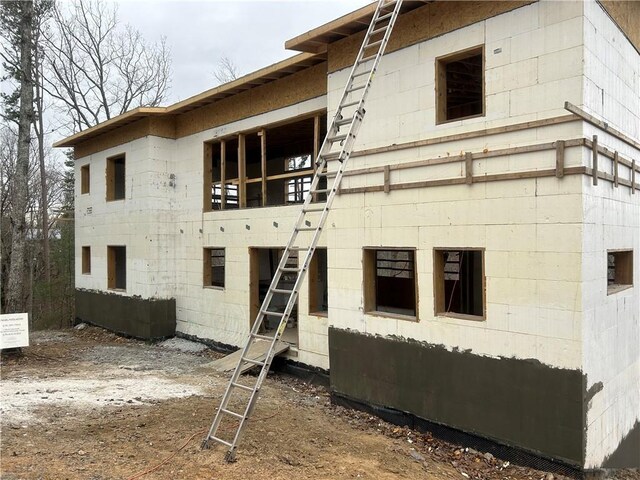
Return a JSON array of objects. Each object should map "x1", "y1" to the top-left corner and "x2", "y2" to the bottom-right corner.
[{"x1": 0, "y1": 327, "x2": 633, "y2": 480}]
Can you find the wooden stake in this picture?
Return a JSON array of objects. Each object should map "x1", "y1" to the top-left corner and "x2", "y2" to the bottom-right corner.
[
  {"x1": 383, "y1": 165, "x2": 390, "y2": 193},
  {"x1": 632, "y1": 160, "x2": 636, "y2": 195},
  {"x1": 260, "y1": 129, "x2": 267, "y2": 206},
  {"x1": 465, "y1": 152, "x2": 473, "y2": 185},
  {"x1": 220, "y1": 140, "x2": 226, "y2": 209},
  {"x1": 238, "y1": 133, "x2": 246, "y2": 208},
  {"x1": 555, "y1": 140, "x2": 565, "y2": 178},
  {"x1": 592, "y1": 135, "x2": 598, "y2": 186},
  {"x1": 614, "y1": 151, "x2": 619, "y2": 188}
]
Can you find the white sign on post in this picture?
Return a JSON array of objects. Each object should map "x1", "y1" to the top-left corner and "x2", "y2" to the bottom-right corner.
[{"x1": 0, "y1": 313, "x2": 30, "y2": 349}]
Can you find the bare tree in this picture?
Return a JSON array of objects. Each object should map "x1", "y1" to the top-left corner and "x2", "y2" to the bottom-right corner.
[
  {"x1": 44, "y1": 0, "x2": 171, "y2": 133},
  {"x1": 214, "y1": 56, "x2": 239, "y2": 85},
  {"x1": 1, "y1": 0, "x2": 35, "y2": 313}
]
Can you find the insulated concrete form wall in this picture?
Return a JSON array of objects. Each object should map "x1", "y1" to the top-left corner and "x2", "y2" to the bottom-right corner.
[
  {"x1": 581, "y1": 1, "x2": 640, "y2": 469},
  {"x1": 75, "y1": 136, "x2": 176, "y2": 299},
  {"x1": 170, "y1": 96, "x2": 331, "y2": 368}
]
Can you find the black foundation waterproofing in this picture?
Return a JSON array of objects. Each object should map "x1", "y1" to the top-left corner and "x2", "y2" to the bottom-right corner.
[
  {"x1": 328, "y1": 328, "x2": 585, "y2": 467},
  {"x1": 75, "y1": 289, "x2": 176, "y2": 340}
]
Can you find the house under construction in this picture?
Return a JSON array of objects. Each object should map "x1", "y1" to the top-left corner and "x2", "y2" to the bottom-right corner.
[{"x1": 55, "y1": 0, "x2": 639, "y2": 472}]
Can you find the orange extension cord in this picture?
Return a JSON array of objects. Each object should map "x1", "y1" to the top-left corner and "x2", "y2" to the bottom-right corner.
[{"x1": 126, "y1": 412, "x2": 279, "y2": 480}]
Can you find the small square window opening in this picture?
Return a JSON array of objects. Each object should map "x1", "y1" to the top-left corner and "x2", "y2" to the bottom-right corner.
[
  {"x1": 607, "y1": 250, "x2": 633, "y2": 294},
  {"x1": 436, "y1": 46, "x2": 484, "y2": 124},
  {"x1": 434, "y1": 249, "x2": 484, "y2": 319},
  {"x1": 204, "y1": 248, "x2": 225, "y2": 288}
]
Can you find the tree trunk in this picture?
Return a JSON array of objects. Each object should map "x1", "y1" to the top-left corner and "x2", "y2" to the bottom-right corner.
[
  {"x1": 6, "y1": 0, "x2": 34, "y2": 314},
  {"x1": 35, "y1": 54, "x2": 50, "y2": 283}
]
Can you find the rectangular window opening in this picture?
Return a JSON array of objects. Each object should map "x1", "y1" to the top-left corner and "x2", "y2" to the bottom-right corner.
[
  {"x1": 106, "y1": 155, "x2": 125, "y2": 201},
  {"x1": 434, "y1": 249, "x2": 484, "y2": 319},
  {"x1": 81, "y1": 164, "x2": 90, "y2": 194},
  {"x1": 437, "y1": 46, "x2": 484, "y2": 124},
  {"x1": 204, "y1": 248, "x2": 225, "y2": 288},
  {"x1": 81, "y1": 246, "x2": 91, "y2": 274},
  {"x1": 107, "y1": 246, "x2": 126, "y2": 290},
  {"x1": 607, "y1": 250, "x2": 633, "y2": 294},
  {"x1": 309, "y1": 248, "x2": 328, "y2": 315},
  {"x1": 364, "y1": 248, "x2": 416, "y2": 319}
]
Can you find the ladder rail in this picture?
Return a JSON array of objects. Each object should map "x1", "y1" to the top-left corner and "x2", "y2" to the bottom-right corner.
[{"x1": 203, "y1": 0, "x2": 404, "y2": 460}]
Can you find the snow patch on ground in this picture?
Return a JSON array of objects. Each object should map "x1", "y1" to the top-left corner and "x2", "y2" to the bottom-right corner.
[{"x1": 0, "y1": 369, "x2": 207, "y2": 425}]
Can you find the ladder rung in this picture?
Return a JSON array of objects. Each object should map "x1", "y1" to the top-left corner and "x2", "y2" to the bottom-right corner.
[
  {"x1": 359, "y1": 54, "x2": 377, "y2": 64},
  {"x1": 364, "y1": 39, "x2": 383, "y2": 50},
  {"x1": 279, "y1": 267, "x2": 299, "y2": 273},
  {"x1": 221, "y1": 408, "x2": 244, "y2": 420},
  {"x1": 311, "y1": 189, "x2": 330, "y2": 194},
  {"x1": 346, "y1": 84, "x2": 367, "y2": 93},
  {"x1": 261, "y1": 310, "x2": 284, "y2": 317},
  {"x1": 231, "y1": 382, "x2": 254, "y2": 392},
  {"x1": 208, "y1": 436, "x2": 232, "y2": 448},
  {"x1": 352, "y1": 69, "x2": 372, "y2": 79},
  {"x1": 375, "y1": 12, "x2": 393, "y2": 23},
  {"x1": 272, "y1": 288, "x2": 293, "y2": 295},
  {"x1": 241, "y1": 357, "x2": 266, "y2": 366},
  {"x1": 335, "y1": 116, "x2": 355, "y2": 127},
  {"x1": 320, "y1": 152, "x2": 340, "y2": 161},
  {"x1": 303, "y1": 205, "x2": 327, "y2": 213},
  {"x1": 250, "y1": 333, "x2": 275, "y2": 342},
  {"x1": 369, "y1": 26, "x2": 388, "y2": 37},
  {"x1": 327, "y1": 134, "x2": 348, "y2": 143},
  {"x1": 296, "y1": 227, "x2": 317, "y2": 232},
  {"x1": 339, "y1": 100, "x2": 360, "y2": 109}
]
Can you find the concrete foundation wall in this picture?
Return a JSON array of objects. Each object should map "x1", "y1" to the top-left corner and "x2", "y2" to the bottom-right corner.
[
  {"x1": 581, "y1": 1, "x2": 640, "y2": 468},
  {"x1": 329, "y1": 328, "x2": 585, "y2": 466},
  {"x1": 75, "y1": 289, "x2": 176, "y2": 339}
]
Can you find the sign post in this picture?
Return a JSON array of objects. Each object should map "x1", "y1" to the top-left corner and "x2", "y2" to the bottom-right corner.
[{"x1": 0, "y1": 313, "x2": 30, "y2": 349}]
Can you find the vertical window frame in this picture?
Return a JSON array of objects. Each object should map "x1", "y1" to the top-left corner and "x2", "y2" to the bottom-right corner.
[
  {"x1": 607, "y1": 249, "x2": 633, "y2": 295},
  {"x1": 106, "y1": 154, "x2": 126, "y2": 202},
  {"x1": 309, "y1": 248, "x2": 328, "y2": 316},
  {"x1": 433, "y1": 247, "x2": 486, "y2": 321},
  {"x1": 435, "y1": 45, "x2": 485, "y2": 125},
  {"x1": 363, "y1": 247, "x2": 418, "y2": 321},
  {"x1": 80, "y1": 164, "x2": 90, "y2": 194},
  {"x1": 81, "y1": 246, "x2": 91, "y2": 274},
  {"x1": 107, "y1": 245, "x2": 127, "y2": 291},
  {"x1": 204, "y1": 247, "x2": 225, "y2": 289}
]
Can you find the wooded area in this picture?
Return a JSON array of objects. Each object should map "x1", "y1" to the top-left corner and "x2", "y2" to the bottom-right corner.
[{"x1": 0, "y1": 0, "x2": 173, "y2": 327}]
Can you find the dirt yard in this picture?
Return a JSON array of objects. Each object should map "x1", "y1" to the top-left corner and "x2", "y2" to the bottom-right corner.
[{"x1": 0, "y1": 327, "x2": 625, "y2": 480}]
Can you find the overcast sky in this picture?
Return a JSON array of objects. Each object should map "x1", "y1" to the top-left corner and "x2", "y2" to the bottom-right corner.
[{"x1": 116, "y1": 0, "x2": 371, "y2": 105}]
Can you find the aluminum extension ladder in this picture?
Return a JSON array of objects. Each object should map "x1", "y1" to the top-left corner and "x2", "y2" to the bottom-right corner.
[{"x1": 202, "y1": 0, "x2": 404, "y2": 461}]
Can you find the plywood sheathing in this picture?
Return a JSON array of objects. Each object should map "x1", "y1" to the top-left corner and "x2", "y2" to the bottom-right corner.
[
  {"x1": 327, "y1": 0, "x2": 535, "y2": 73},
  {"x1": 600, "y1": 0, "x2": 640, "y2": 53},
  {"x1": 175, "y1": 62, "x2": 326, "y2": 138},
  {"x1": 72, "y1": 62, "x2": 326, "y2": 159},
  {"x1": 74, "y1": 116, "x2": 176, "y2": 159}
]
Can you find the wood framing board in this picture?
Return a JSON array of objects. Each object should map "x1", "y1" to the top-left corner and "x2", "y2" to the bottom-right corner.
[{"x1": 208, "y1": 340, "x2": 289, "y2": 374}]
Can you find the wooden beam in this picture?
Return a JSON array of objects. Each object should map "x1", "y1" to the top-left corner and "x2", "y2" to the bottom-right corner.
[
  {"x1": 592, "y1": 135, "x2": 598, "y2": 186},
  {"x1": 614, "y1": 151, "x2": 619, "y2": 188},
  {"x1": 313, "y1": 115, "x2": 320, "y2": 170},
  {"x1": 349, "y1": 114, "x2": 578, "y2": 159},
  {"x1": 565, "y1": 102, "x2": 640, "y2": 152},
  {"x1": 220, "y1": 140, "x2": 226, "y2": 209},
  {"x1": 555, "y1": 140, "x2": 565, "y2": 178},
  {"x1": 465, "y1": 152, "x2": 473, "y2": 184},
  {"x1": 238, "y1": 133, "x2": 246, "y2": 208},
  {"x1": 260, "y1": 129, "x2": 267, "y2": 207},
  {"x1": 384, "y1": 165, "x2": 390, "y2": 193},
  {"x1": 633, "y1": 160, "x2": 636, "y2": 195},
  {"x1": 203, "y1": 143, "x2": 212, "y2": 212}
]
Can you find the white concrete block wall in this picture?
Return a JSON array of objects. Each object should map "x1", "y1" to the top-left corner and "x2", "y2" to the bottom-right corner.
[
  {"x1": 75, "y1": 137, "x2": 176, "y2": 300},
  {"x1": 580, "y1": 1, "x2": 640, "y2": 468},
  {"x1": 327, "y1": 0, "x2": 584, "y2": 160}
]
